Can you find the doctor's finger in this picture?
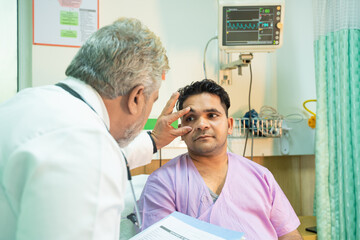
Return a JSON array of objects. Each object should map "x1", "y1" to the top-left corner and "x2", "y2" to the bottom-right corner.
[
  {"x1": 170, "y1": 126, "x2": 192, "y2": 137},
  {"x1": 164, "y1": 107, "x2": 190, "y2": 124},
  {"x1": 160, "y1": 92, "x2": 180, "y2": 115}
]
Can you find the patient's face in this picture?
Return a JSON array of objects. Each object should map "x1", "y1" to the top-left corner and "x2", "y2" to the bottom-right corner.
[{"x1": 180, "y1": 93, "x2": 233, "y2": 157}]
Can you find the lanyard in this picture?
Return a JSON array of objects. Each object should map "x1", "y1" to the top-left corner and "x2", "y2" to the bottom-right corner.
[{"x1": 55, "y1": 82, "x2": 142, "y2": 228}]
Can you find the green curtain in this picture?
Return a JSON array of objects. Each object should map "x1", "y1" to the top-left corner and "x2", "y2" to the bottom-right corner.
[{"x1": 314, "y1": 27, "x2": 360, "y2": 239}]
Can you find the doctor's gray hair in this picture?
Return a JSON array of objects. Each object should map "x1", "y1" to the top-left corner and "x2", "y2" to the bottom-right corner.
[{"x1": 65, "y1": 17, "x2": 169, "y2": 99}]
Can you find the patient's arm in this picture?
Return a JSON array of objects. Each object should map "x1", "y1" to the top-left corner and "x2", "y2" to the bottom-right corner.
[
  {"x1": 278, "y1": 229, "x2": 303, "y2": 240},
  {"x1": 137, "y1": 174, "x2": 176, "y2": 230}
]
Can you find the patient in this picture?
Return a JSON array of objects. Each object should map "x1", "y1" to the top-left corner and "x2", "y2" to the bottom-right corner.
[{"x1": 137, "y1": 79, "x2": 302, "y2": 240}]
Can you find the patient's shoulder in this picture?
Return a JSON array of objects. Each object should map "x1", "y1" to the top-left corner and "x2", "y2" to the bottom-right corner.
[
  {"x1": 148, "y1": 153, "x2": 190, "y2": 179},
  {"x1": 228, "y1": 152, "x2": 272, "y2": 176},
  {"x1": 156, "y1": 153, "x2": 190, "y2": 171}
]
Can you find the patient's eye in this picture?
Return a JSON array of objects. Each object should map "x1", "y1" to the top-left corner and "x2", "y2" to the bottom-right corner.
[
  {"x1": 209, "y1": 113, "x2": 218, "y2": 118},
  {"x1": 185, "y1": 116, "x2": 195, "y2": 122}
]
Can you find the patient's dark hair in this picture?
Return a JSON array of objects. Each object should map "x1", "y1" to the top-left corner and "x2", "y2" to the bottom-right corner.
[{"x1": 176, "y1": 79, "x2": 231, "y2": 117}]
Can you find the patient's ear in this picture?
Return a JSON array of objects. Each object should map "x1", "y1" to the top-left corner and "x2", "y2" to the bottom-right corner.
[{"x1": 227, "y1": 117, "x2": 234, "y2": 135}]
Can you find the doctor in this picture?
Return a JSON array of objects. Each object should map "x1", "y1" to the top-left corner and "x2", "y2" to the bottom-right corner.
[{"x1": 0, "y1": 18, "x2": 191, "y2": 240}]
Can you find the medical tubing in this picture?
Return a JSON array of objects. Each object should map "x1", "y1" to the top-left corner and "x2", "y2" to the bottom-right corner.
[
  {"x1": 203, "y1": 36, "x2": 218, "y2": 79},
  {"x1": 243, "y1": 62, "x2": 253, "y2": 160},
  {"x1": 129, "y1": 179, "x2": 142, "y2": 229},
  {"x1": 249, "y1": 63, "x2": 254, "y2": 161},
  {"x1": 259, "y1": 105, "x2": 304, "y2": 123},
  {"x1": 303, "y1": 99, "x2": 316, "y2": 116},
  {"x1": 121, "y1": 150, "x2": 142, "y2": 229},
  {"x1": 243, "y1": 129, "x2": 249, "y2": 156},
  {"x1": 159, "y1": 148, "x2": 162, "y2": 167}
]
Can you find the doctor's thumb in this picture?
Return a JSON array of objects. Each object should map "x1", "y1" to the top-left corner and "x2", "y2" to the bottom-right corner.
[{"x1": 174, "y1": 126, "x2": 192, "y2": 137}]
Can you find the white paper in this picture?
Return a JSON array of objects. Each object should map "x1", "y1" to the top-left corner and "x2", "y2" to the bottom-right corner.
[
  {"x1": 130, "y1": 215, "x2": 225, "y2": 240},
  {"x1": 33, "y1": 0, "x2": 98, "y2": 47}
]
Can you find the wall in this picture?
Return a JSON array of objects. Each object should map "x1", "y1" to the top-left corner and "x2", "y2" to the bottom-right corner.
[{"x1": 0, "y1": 1, "x2": 17, "y2": 104}]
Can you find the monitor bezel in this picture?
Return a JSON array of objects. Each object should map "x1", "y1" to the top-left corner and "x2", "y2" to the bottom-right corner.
[{"x1": 218, "y1": 2, "x2": 285, "y2": 53}]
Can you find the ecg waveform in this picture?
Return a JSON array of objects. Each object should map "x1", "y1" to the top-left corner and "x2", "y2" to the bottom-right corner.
[{"x1": 227, "y1": 21, "x2": 259, "y2": 31}]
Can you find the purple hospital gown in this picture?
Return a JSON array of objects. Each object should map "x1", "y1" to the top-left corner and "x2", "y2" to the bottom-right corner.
[{"x1": 137, "y1": 152, "x2": 300, "y2": 240}]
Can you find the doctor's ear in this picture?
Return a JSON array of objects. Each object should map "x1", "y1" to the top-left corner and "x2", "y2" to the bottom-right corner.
[{"x1": 128, "y1": 85, "x2": 145, "y2": 115}]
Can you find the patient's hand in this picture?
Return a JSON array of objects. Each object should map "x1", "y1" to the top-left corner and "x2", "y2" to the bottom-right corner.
[{"x1": 151, "y1": 92, "x2": 192, "y2": 149}]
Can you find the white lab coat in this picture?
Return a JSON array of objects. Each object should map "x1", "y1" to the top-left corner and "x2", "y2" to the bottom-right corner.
[{"x1": 0, "y1": 77, "x2": 154, "y2": 240}]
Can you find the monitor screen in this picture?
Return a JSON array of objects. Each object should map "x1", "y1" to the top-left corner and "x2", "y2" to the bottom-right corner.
[{"x1": 222, "y1": 5, "x2": 282, "y2": 47}]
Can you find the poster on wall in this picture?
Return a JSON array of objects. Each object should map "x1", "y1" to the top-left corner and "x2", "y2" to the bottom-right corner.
[{"x1": 33, "y1": 0, "x2": 99, "y2": 48}]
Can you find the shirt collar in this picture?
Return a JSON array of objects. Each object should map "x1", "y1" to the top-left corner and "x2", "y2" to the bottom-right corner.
[{"x1": 61, "y1": 77, "x2": 110, "y2": 130}]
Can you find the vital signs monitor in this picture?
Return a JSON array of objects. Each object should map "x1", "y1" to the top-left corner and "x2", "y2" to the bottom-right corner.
[{"x1": 218, "y1": 0, "x2": 284, "y2": 53}]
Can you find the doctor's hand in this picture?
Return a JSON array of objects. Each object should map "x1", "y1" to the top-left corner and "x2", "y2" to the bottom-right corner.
[{"x1": 151, "y1": 92, "x2": 192, "y2": 150}]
